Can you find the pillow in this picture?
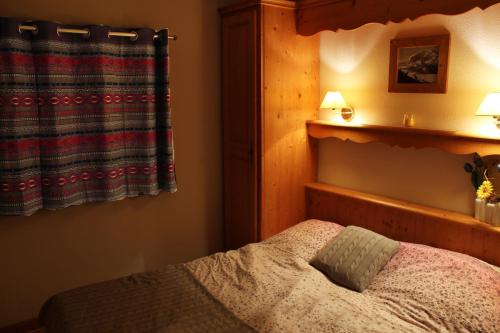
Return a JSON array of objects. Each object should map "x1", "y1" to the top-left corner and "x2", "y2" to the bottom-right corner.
[{"x1": 310, "y1": 225, "x2": 399, "y2": 292}]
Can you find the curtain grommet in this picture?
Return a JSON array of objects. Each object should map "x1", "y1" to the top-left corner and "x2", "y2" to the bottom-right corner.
[
  {"x1": 19, "y1": 24, "x2": 38, "y2": 36},
  {"x1": 130, "y1": 31, "x2": 138, "y2": 42},
  {"x1": 82, "y1": 28, "x2": 91, "y2": 39}
]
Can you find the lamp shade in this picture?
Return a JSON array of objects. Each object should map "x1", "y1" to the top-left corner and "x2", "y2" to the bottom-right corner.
[
  {"x1": 320, "y1": 91, "x2": 348, "y2": 109},
  {"x1": 476, "y1": 93, "x2": 500, "y2": 116}
]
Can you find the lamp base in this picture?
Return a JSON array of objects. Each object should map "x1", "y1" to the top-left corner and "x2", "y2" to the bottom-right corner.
[{"x1": 340, "y1": 107, "x2": 355, "y2": 121}]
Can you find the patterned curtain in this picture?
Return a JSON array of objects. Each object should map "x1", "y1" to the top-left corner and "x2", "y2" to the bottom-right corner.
[{"x1": 0, "y1": 18, "x2": 176, "y2": 216}]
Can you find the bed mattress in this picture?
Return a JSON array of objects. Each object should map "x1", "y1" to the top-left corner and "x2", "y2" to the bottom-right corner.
[{"x1": 41, "y1": 220, "x2": 500, "y2": 333}]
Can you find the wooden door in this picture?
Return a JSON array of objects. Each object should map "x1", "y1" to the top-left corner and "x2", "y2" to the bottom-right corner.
[{"x1": 222, "y1": 8, "x2": 260, "y2": 250}]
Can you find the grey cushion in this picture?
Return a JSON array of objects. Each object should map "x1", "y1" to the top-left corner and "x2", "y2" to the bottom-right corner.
[{"x1": 310, "y1": 226, "x2": 400, "y2": 292}]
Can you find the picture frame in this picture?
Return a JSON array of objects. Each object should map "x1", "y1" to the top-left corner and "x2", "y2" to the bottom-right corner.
[{"x1": 388, "y1": 34, "x2": 450, "y2": 94}]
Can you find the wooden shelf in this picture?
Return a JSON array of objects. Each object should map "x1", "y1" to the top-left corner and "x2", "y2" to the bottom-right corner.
[{"x1": 307, "y1": 120, "x2": 500, "y2": 156}]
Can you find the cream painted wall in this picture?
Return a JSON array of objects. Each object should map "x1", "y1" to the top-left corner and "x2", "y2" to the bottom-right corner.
[
  {"x1": 0, "y1": 0, "x2": 223, "y2": 327},
  {"x1": 319, "y1": 5, "x2": 500, "y2": 214}
]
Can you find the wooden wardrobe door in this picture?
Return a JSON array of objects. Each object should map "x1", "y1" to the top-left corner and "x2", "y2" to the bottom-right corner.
[{"x1": 222, "y1": 9, "x2": 260, "y2": 250}]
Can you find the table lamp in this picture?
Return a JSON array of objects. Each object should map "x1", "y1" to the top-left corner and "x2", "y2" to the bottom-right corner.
[
  {"x1": 320, "y1": 91, "x2": 354, "y2": 121},
  {"x1": 476, "y1": 93, "x2": 500, "y2": 129}
]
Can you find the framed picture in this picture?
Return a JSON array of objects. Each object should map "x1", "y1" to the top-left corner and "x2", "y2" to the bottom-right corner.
[{"x1": 388, "y1": 34, "x2": 450, "y2": 94}]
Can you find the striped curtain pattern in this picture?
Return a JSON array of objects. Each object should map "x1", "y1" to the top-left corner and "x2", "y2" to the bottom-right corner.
[{"x1": 0, "y1": 17, "x2": 176, "y2": 216}]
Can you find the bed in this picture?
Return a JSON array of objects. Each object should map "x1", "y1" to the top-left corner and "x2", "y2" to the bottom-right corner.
[{"x1": 40, "y1": 219, "x2": 499, "y2": 333}]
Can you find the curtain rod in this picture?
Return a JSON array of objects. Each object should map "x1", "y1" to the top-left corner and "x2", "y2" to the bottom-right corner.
[{"x1": 18, "y1": 24, "x2": 178, "y2": 41}]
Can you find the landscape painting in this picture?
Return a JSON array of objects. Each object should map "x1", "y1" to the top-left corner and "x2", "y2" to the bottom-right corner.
[
  {"x1": 397, "y1": 45, "x2": 439, "y2": 84},
  {"x1": 388, "y1": 34, "x2": 449, "y2": 93}
]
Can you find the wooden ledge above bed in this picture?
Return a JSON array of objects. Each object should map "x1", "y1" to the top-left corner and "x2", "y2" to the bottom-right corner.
[
  {"x1": 305, "y1": 182, "x2": 500, "y2": 266},
  {"x1": 307, "y1": 120, "x2": 500, "y2": 156}
]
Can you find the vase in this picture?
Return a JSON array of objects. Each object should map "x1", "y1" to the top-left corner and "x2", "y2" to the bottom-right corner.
[
  {"x1": 492, "y1": 203, "x2": 500, "y2": 227},
  {"x1": 485, "y1": 203, "x2": 495, "y2": 224},
  {"x1": 474, "y1": 198, "x2": 486, "y2": 222}
]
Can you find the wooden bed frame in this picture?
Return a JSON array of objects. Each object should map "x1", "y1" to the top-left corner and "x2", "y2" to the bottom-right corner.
[{"x1": 305, "y1": 182, "x2": 500, "y2": 266}]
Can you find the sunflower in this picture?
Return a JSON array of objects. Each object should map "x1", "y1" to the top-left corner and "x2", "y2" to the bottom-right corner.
[{"x1": 476, "y1": 180, "x2": 494, "y2": 200}]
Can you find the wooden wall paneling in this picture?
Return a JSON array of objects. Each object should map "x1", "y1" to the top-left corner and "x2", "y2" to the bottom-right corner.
[
  {"x1": 297, "y1": 0, "x2": 500, "y2": 35},
  {"x1": 305, "y1": 182, "x2": 500, "y2": 266},
  {"x1": 260, "y1": 4, "x2": 320, "y2": 239},
  {"x1": 220, "y1": 0, "x2": 296, "y2": 15},
  {"x1": 222, "y1": 9, "x2": 260, "y2": 249},
  {"x1": 221, "y1": 1, "x2": 320, "y2": 247}
]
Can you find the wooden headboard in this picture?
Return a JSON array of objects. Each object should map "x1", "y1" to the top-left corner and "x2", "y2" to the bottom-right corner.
[{"x1": 305, "y1": 182, "x2": 500, "y2": 266}]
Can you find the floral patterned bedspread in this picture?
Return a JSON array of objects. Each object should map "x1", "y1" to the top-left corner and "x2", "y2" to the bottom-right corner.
[{"x1": 186, "y1": 220, "x2": 500, "y2": 333}]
